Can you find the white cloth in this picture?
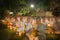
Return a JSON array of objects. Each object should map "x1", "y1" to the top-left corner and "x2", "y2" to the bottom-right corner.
[{"x1": 26, "y1": 23, "x2": 32, "y2": 32}]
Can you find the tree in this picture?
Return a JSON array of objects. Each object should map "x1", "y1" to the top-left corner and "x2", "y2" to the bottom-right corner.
[
  {"x1": 52, "y1": 7, "x2": 60, "y2": 17},
  {"x1": 8, "y1": 0, "x2": 27, "y2": 11},
  {"x1": 0, "y1": 0, "x2": 30, "y2": 16},
  {"x1": 9, "y1": 0, "x2": 30, "y2": 16}
]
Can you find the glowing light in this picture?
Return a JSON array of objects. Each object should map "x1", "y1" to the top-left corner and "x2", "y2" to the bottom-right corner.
[
  {"x1": 1, "y1": 20, "x2": 7, "y2": 24},
  {"x1": 19, "y1": 31, "x2": 24, "y2": 36},
  {"x1": 9, "y1": 26, "x2": 13, "y2": 30},
  {"x1": 30, "y1": 4, "x2": 34, "y2": 8},
  {"x1": 9, "y1": 12, "x2": 13, "y2": 14}
]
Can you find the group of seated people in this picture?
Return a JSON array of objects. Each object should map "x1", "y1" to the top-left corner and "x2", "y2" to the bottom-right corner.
[{"x1": 1, "y1": 15, "x2": 56, "y2": 40}]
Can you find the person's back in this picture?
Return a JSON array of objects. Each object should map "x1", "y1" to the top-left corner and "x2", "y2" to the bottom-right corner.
[
  {"x1": 52, "y1": 7, "x2": 60, "y2": 32},
  {"x1": 36, "y1": 23, "x2": 46, "y2": 33},
  {"x1": 35, "y1": 22, "x2": 46, "y2": 40}
]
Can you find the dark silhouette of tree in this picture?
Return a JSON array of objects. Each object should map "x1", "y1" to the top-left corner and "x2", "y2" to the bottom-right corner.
[{"x1": 52, "y1": 7, "x2": 60, "y2": 17}]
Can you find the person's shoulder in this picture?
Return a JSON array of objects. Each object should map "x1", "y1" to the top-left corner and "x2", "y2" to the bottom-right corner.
[{"x1": 38, "y1": 23, "x2": 44, "y2": 25}]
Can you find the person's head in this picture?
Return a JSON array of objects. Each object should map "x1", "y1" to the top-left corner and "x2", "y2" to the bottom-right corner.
[
  {"x1": 3, "y1": 9, "x2": 10, "y2": 18},
  {"x1": 36, "y1": 17, "x2": 41, "y2": 24}
]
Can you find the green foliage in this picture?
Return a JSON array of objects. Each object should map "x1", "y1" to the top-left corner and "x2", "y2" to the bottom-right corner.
[
  {"x1": 12, "y1": 0, "x2": 27, "y2": 12},
  {"x1": 20, "y1": 7, "x2": 30, "y2": 15},
  {"x1": 11, "y1": 0, "x2": 30, "y2": 15},
  {"x1": 18, "y1": 0, "x2": 26, "y2": 5}
]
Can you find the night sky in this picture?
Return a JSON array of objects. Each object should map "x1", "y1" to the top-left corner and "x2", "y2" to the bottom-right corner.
[{"x1": 0, "y1": 0, "x2": 60, "y2": 10}]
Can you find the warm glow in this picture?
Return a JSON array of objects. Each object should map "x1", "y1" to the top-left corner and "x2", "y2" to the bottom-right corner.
[
  {"x1": 9, "y1": 26, "x2": 13, "y2": 30},
  {"x1": 30, "y1": 4, "x2": 34, "y2": 8},
  {"x1": 1, "y1": 20, "x2": 7, "y2": 24},
  {"x1": 19, "y1": 31, "x2": 24, "y2": 36},
  {"x1": 13, "y1": 27, "x2": 16, "y2": 30}
]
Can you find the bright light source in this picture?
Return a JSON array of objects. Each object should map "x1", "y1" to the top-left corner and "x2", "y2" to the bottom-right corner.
[
  {"x1": 30, "y1": 4, "x2": 34, "y2": 8},
  {"x1": 10, "y1": 12, "x2": 13, "y2": 14}
]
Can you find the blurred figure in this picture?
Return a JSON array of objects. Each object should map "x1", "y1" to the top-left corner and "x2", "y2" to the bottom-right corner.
[
  {"x1": 52, "y1": 7, "x2": 60, "y2": 34},
  {"x1": 42, "y1": 17, "x2": 49, "y2": 26},
  {"x1": 25, "y1": 17, "x2": 33, "y2": 33},
  {"x1": 3, "y1": 10, "x2": 10, "y2": 23},
  {"x1": 27, "y1": 30, "x2": 39, "y2": 40},
  {"x1": 35, "y1": 18, "x2": 46, "y2": 40},
  {"x1": 54, "y1": 17, "x2": 60, "y2": 32}
]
